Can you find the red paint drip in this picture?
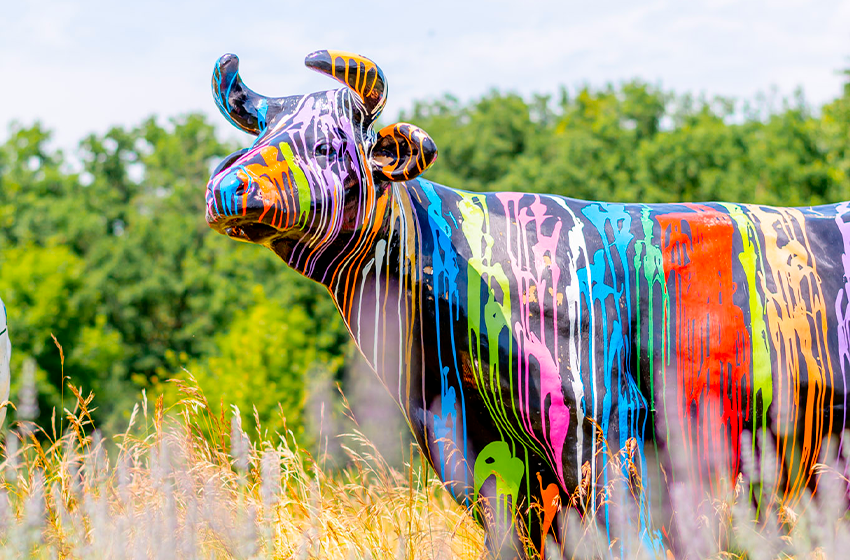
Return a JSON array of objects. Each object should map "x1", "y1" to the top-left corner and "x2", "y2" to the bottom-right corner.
[{"x1": 657, "y1": 205, "x2": 751, "y2": 495}]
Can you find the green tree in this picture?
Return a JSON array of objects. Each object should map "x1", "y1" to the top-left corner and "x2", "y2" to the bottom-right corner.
[
  {"x1": 3, "y1": 66, "x2": 850, "y2": 443},
  {"x1": 168, "y1": 285, "x2": 342, "y2": 441},
  {"x1": 0, "y1": 116, "x2": 348, "y2": 437}
]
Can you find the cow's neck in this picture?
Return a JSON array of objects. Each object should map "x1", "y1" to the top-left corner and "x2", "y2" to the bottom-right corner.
[{"x1": 272, "y1": 182, "x2": 422, "y2": 402}]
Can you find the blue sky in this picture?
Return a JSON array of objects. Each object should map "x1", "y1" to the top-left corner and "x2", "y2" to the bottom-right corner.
[{"x1": 3, "y1": 0, "x2": 849, "y2": 153}]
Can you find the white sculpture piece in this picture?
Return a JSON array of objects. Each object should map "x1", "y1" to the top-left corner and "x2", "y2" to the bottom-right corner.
[{"x1": 0, "y1": 297, "x2": 10, "y2": 427}]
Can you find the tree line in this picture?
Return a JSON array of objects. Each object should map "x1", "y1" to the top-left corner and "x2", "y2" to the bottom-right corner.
[{"x1": 1, "y1": 73, "x2": 848, "y2": 439}]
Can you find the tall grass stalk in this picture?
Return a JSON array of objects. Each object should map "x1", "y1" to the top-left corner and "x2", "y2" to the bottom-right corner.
[
  {"x1": 0, "y1": 373, "x2": 485, "y2": 559},
  {"x1": 0, "y1": 369, "x2": 848, "y2": 559}
]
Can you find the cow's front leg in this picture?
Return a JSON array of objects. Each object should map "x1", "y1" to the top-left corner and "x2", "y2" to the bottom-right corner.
[
  {"x1": 417, "y1": 399, "x2": 524, "y2": 558},
  {"x1": 475, "y1": 472, "x2": 526, "y2": 560},
  {"x1": 473, "y1": 441, "x2": 573, "y2": 560}
]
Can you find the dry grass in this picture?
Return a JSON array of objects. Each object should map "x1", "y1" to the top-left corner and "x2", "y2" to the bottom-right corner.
[
  {"x1": 0, "y1": 369, "x2": 485, "y2": 559},
  {"x1": 0, "y1": 365, "x2": 848, "y2": 559}
]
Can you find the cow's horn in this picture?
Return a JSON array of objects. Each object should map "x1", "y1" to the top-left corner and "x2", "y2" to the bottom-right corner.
[
  {"x1": 305, "y1": 50, "x2": 387, "y2": 121},
  {"x1": 212, "y1": 54, "x2": 288, "y2": 136}
]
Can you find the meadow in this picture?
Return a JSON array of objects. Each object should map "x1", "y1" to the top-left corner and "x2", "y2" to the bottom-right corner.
[
  {"x1": 2, "y1": 358, "x2": 849, "y2": 559},
  {"x1": 1, "y1": 73, "x2": 850, "y2": 559},
  {"x1": 1, "y1": 362, "x2": 486, "y2": 559}
]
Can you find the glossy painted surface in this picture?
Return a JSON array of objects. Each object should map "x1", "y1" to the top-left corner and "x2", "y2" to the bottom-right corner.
[{"x1": 205, "y1": 51, "x2": 849, "y2": 556}]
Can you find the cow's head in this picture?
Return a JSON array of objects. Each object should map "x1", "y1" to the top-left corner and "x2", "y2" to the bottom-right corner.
[{"x1": 205, "y1": 51, "x2": 437, "y2": 271}]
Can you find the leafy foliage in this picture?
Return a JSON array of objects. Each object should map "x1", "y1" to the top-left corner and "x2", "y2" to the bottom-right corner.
[
  {"x1": 0, "y1": 117, "x2": 348, "y2": 436},
  {"x1": 409, "y1": 81, "x2": 850, "y2": 208},
  {"x1": 170, "y1": 285, "x2": 343, "y2": 441},
  {"x1": 1, "y1": 70, "x2": 849, "y2": 440}
]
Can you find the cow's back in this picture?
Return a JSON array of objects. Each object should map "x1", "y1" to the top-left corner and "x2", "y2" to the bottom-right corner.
[
  {"x1": 401, "y1": 180, "x2": 849, "y2": 549},
  {"x1": 636, "y1": 201, "x2": 849, "y2": 503}
]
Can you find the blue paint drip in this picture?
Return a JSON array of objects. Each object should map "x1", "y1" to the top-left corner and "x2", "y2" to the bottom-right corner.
[
  {"x1": 419, "y1": 179, "x2": 469, "y2": 502},
  {"x1": 580, "y1": 203, "x2": 662, "y2": 554},
  {"x1": 218, "y1": 170, "x2": 241, "y2": 216},
  {"x1": 213, "y1": 63, "x2": 250, "y2": 132},
  {"x1": 224, "y1": 70, "x2": 238, "y2": 113},
  {"x1": 212, "y1": 66, "x2": 224, "y2": 107},
  {"x1": 432, "y1": 378, "x2": 457, "y2": 477},
  {"x1": 256, "y1": 99, "x2": 269, "y2": 131}
]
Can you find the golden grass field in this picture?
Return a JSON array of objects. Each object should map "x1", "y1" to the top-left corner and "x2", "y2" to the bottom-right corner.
[{"x1": 1, "y1": 365, "x2": 849, "y2": 559}]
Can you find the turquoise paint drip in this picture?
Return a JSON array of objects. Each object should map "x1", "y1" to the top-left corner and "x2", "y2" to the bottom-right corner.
[
  {"x1": 218, "y1": 170, "x2": 241, "y2": 216},
  {"x1": 257, "y1": 99, "x2": 269, "y2": 130},
  {"x1": 580, "y1": 202, "x2": 662, "y2": 555},
  {"x1": 419, "y1": 179, "x2": 469, "y2": 501}
]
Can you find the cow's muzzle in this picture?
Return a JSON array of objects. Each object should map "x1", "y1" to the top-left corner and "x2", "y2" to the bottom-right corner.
[
  {"x1": 222, "y1": 221, "x2": 279, "y2": 243},
  {"x1": 206, "y1": 165, "x2": 280, "y2": 245}
]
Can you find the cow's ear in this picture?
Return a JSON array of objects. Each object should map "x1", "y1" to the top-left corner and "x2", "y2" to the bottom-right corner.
[{"x1": 371, "y1": 123, "x2": 438, "y2": 182}]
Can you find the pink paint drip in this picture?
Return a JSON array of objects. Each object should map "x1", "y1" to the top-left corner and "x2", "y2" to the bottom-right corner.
[{"x1": 497, "y1": 193, "x2": 570, "y2": 488}]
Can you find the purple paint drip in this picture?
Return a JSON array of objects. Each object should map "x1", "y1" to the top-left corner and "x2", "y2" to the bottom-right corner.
[{"x1": 833, "y1": 202, "x2": 850, "y2": 465}]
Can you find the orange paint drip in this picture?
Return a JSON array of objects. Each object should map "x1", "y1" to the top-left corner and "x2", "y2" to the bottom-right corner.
[
  {"x1": 303, "y1": 181, "x2": 343, "y2": 270},
  {"x1": 746, "y1": 206, "x2": 834, "y2": 505},
  {"x1": 243, "y1": 145, "x2": 290, "y2": 228},
  {"x1": 333, "y1": 145, "x2": 384, "y2": 317},
  {"x1": 326, "y1": 51, "x2": 379, "y2": 102},
  {"x1": 536, "y1": 472, "x2": 560, "y2": 553},
  {"x1": 366, "y1": 66, "x2": 378, "y2": 97},
  {"x1": 343, "y1": 191, "x2": 390, "y2": 320}
]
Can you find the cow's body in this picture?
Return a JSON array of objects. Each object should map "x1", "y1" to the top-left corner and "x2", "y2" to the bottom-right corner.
[
  {"x1": 331, "y1": 178, "x2": 850, "y2": 552},
  {"x1": 204, "y1": 51, "x2": 849, "y2": 557}
]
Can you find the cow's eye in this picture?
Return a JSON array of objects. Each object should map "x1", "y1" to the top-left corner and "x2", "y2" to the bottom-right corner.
[{"x1": 314, "y1": 141, "x2": 337, "y2": 159}]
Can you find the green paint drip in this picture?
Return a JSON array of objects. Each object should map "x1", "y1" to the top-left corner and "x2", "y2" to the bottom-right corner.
[
  {"x1": 722, "y1": 204, "x2": 773, "y2": 424},
  {"x1": 473, "y1": 441, "x2": 525, "y2": 526},
  {"x1": 633, "y1": 206, "x2": 670, "y2": 508},
  {"x1": 278, "y1": 143, "x2": 311, "y2": 227},
  {"x1": 633, "y1": 207, "x2": 669, "y2": 411},
  {"x1": 458, "y1": 194, "x2": 519, "y2": 438},
  {"x1": 721, "y1": 202, "x2": 772, "y2": 513}
]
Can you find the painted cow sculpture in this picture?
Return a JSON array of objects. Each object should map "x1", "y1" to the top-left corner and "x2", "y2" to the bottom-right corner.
[{"x1": 205, "y1": 51, "x2": 849, "y2": 557}]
